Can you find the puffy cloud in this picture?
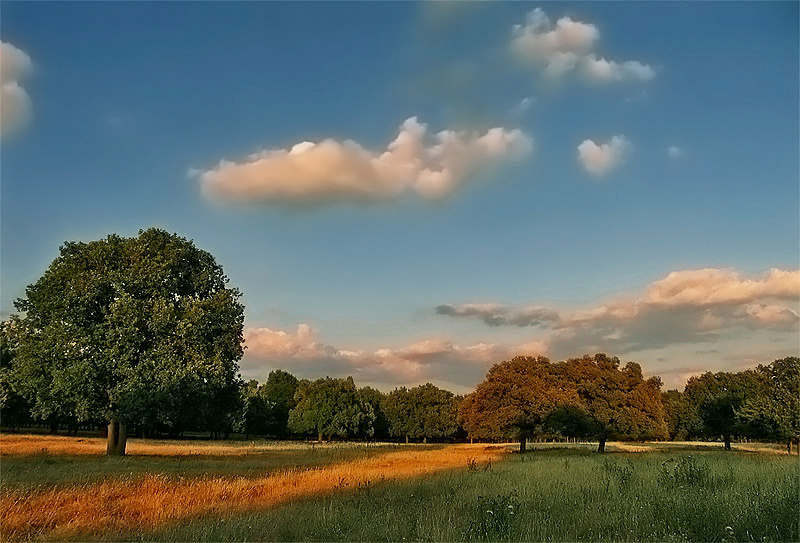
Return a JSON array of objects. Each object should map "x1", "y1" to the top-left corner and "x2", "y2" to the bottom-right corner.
[
  {"x1": 577, "y1": 135, "x2": 631, "y2": 176},
  {"x1": 197, "y1": 117, "x2": 532, "y2": 205},
  {"x1": 643, "y1": 268, "x2": 800, "y2": 307},
  {"x1": 511, "y1": 8, "x2": 599, "y2": 78},
  {"x1": 0, "y1": 42, "x2": 33, "y2": 137},
  {"x1": 511, "y1": 9, "x2": 654, "y2": 84},
  {"x1": 437, "y1": 268, "x2": 800, "y2": 358},
  {"x1": 579, "y1": 54, "x2": 655, "y2": 83},
  {"x1": 241, "y1": 324, "x2": 545, "y2": 390}
]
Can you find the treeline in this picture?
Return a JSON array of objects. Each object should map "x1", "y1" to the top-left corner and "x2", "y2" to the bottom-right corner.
[
  {"x1": 3, "y1": 230, "x2": 796, "y2": 456},
  {"x1": 4, "y1": 316, "x2": 796, "y2": 453}
]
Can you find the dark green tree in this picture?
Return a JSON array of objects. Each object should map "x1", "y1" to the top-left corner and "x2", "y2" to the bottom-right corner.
[
  {"x1": 261, "y1": 370, "x2": 299, "y2": 437},
  {"x1": 8, "y1": 229, "x2": 245, "y2": 455},
  {"x1": 359, "y1": 386, "x2": 389, "y2": 440},
  {"x1": 738, "y1": 357, "x2": 800, "y2": 454},
  {"x1": 661, "y1": 389, "x2": 700, "y2": 441},
  {"x1": 287, "y1": 376, "x2": 374, "y2": 441},
  {"x1": 685, "y1": 370, "x2": 761, "y2": 450},
  {"x1": 1, "y1": 320, "x2": 33, "y2": 431},
  {"x1": 384, "y1": 383, "x2": 457, "y2": 443}
]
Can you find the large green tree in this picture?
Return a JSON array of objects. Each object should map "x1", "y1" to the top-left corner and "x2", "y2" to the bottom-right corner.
[{"x1": 8, "y1": 229, "x2": 245, "y2": 455}]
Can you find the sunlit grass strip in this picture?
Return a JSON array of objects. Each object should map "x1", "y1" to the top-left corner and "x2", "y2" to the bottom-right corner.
[
  {"x1": 0, "y1": 443, "x2": 507, "y2": 541},
  {"x1": 0, "y1": 433, "x2": 409, "y2": 457}
]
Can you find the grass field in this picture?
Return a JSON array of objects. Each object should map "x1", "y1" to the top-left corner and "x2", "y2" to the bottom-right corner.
[{"x1": 1, "y1": 434, "x2": 797, "y2": 542}]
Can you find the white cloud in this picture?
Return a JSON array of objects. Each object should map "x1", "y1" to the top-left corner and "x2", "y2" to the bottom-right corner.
[
  {"x1": 577, "y1": 135, "x2": 631, "y2": 176},
  {"x1": 667, "y1": 146, "x2": 683, "y2": 159},
  {"x1": 511, "y1": 8, "x2": 654, "y2": 84},
  {"x1": 579, "y1": 54, "x2": 655, "y2": 83},
  {"x1": 197, "y1": 117, "x2": 532, "y2": 205},
  {"x1": 0, "y1": 42, "x2": 33, "y2": 138},
  {"x1": 513, "y1": 96, "x2": 536, "y2": 115}
]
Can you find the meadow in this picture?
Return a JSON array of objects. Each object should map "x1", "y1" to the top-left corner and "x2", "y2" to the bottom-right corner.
[{"x1": 1, "y1": 434, "x2": 797, "y2": 542}]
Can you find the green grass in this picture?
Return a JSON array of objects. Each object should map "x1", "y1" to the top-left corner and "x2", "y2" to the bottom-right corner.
[{"x1": 112, "y1": 447, "x2": 799, "y2": 542}]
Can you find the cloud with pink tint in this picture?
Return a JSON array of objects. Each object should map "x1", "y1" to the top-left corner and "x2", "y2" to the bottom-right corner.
[
  {"x1": 511, "y1": 8, "x2": 654, "y2": 84},
  {"x1": 643, "y1": 268, "x2": 799, "y2": 307},
  {"x1": 196, "y1": 117, "x2": 532, "y2": 206},
  {"x1": 437, "y1": 268, "x2": 800, "y2": 358},
  {"x1": 240, "y1": 325, "x2": 547, "y2": 391},
  {"x1": 577, "y1": 135, "x2": 632, "y2": 176},
  {"x1": 0, "y1": 42, "x2": 33, "y2": 138}
]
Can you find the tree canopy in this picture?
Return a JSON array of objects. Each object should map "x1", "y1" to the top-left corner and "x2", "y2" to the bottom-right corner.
[
  {"x1": 461, "y1": 354, "x2": 667, "y2": 452},
  {"x1": 383, "y1": 383, "x2": 458, "y2": 443},
  {"x1": 7, "y1": 229, "x2": 245, "y2": 454},
  {"x1": 460, "y1": 356, "x2": 576, "y2": 452},
  {"x1": 684, "y1": 369, "x2": 762, "y2": 450},
  {"x1": 287, "y1": 377, "x2": 375, "y2": 441}
]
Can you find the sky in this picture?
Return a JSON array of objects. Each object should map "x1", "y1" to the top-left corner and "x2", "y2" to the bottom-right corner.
[{"x1": 1, "y1": 1, "x2": 798, "y2": 393}]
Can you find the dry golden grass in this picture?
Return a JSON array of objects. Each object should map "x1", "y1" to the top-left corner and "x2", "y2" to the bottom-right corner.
[
  {"x1": 0, "y1": 433, "x2": 382, "y2": 457},
  {"x1": 0, "y1": 440, "x2": 507, "y2": 541}
]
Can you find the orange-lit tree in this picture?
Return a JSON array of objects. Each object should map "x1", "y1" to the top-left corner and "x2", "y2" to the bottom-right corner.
[
  {"x1": 559, "y1": 354, "x2": 668, "y2": 452},
  {"x1": 460, "y1": 356, "x2": 575, "y2": 453}
]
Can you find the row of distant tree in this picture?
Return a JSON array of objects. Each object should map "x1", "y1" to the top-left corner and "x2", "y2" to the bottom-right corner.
[
  {"x1": 0, "y1": 229, "x2": 797, "y2": 456},
  {"x1": 4, "y1": 320, "x2": 797, "y2": 455},
  {"x1": 236, "y1": 354, "x2": 800, "y2": 454}
]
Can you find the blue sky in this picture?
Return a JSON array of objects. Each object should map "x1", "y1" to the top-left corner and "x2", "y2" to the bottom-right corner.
[{"x1": 2, "y1": 1, "x2": 798, "y2": 392}]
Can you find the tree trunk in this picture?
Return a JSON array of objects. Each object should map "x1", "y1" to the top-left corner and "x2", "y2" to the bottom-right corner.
[
  {"x1": 107, "y1": 421, "x2": 128, "y2": 456},
  {"x1": 788, "y1": 441, "x2": 792, "y2": 454},
  {"x1": 115, "y1": 423, "x2": 127, "y2": 456},
  {"x1": 423, "y1": 437, "x2": 427, "y2": 444},
  {"x1": 405, "y1": 435, "x2": 409, "y2": 444},
  {"x1": 318, "y1": 430, "x2": 323, "y2": 442},
  {"x1": 519, "y1": 436, "x2": 527, "y2": 454},
  {"x1": 723, "y1": 434, "x2": 731, "y2": 451},
  {"x1": 107, "y1": 421, "x2": 118, "y2": 455},
  {"x1": 597, "y1": 438, "x2": 606, "y2": 453}
]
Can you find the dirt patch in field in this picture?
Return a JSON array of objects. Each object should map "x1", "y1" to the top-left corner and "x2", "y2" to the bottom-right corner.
[{"x1": 0, "y1": 442, "x2": 508, "y2": 541}]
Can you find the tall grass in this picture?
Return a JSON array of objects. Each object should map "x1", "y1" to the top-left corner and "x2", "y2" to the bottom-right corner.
[
  {"x1": 145, "y1": 448, "x2": 798, "y2": 542},
  {"x1": 0, "y1": 439, "x2": 505, "y2": 541},
  {"x1": 2, "y1": 435, "x2": 797, "y2": 542}
]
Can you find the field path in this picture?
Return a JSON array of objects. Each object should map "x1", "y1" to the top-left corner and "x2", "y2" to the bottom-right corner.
[{"x1": 1, "y1": 443, "x2": 507, "y2": 541}]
